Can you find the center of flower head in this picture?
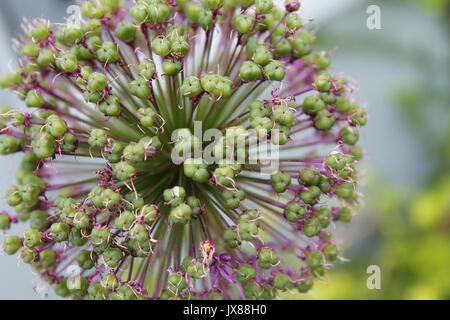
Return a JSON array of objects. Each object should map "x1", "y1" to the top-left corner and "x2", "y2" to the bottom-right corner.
[{"x1": 0, "y1": 0, "x2": 367, "y2": 300}]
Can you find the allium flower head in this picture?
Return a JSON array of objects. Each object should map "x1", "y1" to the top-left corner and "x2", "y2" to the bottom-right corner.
[{"x1": 0, "y1": 0, "x2": 367, "y2": 300}]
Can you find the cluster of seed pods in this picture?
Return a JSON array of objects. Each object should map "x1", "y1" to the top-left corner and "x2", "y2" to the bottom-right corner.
[{"x1": 0, "y1": 0, "x2": 366, "y2": 300}]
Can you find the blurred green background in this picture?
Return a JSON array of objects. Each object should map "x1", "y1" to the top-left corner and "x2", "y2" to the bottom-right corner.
[
  {"x1": 291, "y1": 0, "x2": 450, "y2": 300},
  {"x1": 0, "y1": 0, "x2": 449, "y2": 299}
]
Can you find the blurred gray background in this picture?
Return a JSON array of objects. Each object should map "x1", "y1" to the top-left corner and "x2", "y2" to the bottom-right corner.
[{"x1": 0, "y1": 0, "x2": 448, "y2": 299}]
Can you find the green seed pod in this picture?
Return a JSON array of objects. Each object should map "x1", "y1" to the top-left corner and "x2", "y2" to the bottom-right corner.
[
  {"x1": 271, "y1": 171, "x2": 291, "y2": 193},
  {"x1": 183, "y1": 158, "x2": 210, "y2": 183},
  {"x1": 336, "y1": 182, "x2": 355, "y2": 200},
  {"x1": 255, "y1": 0, "x2": 274, "y2": 14},
  {"x1": 185, "y1": 2, "x2": 204, "y2": 23},
  {"x1": 103, "y1": 247, "x2": 123, "y2": 268},
  {"x1": 314, "y1": 207, "x2": 332, "y2": 228},
  {"x1": 162, "y1": 58, "x2": 182, "y2": 76},
  {"x1": 56, "y1": 24, "x2": 84, "y2": 46},
  {"x1": 205, "y1": 0, "x2": 224, "y2": 10},
  {"x1": 22, "y1": 43, "x2": 40, "y2": 57},
  {"x1": 164, "y1": 186, "x2": 187, "y2": 207},
  {"x1": 303, "y1": 217, "x2": 322, "y2": 237},
  {"x1": 325, "y1": 153, "x2": 348, "y2": 171},
  {"x1": 197, "y1": 9, "x2": 213, "y2": 30},
  {"x1": 31, "y1": 133, "x2": 56, "y2": 159},
  {"x1": 82, "y1": 1, "x2": 106, "y2": 19},
  {"x1": 53, "y1": 279, "x2": 71, "y2": 298},
  {"x1": 335, "y1": 97, "x2": 353, "y2": 113},
  {"x1": 264, "y1": 60, "x2": 285, "y2": 81},
  {"x1": 253, "y1": 45, "x2": 273, "y2": 66},
  {"x1": 303, "y1": 95, "x2": 326, "y2": 115},
  {"x1": 297, "y1": 277, "x2": 313, "y2": 293},
  {"x1": 273, "y1": 273, "x2": 293, "y2": 291},
  {"x1": 338, "y1": 207, "x2": 353, "y2": 223},
  {"x1": 25, "y1": 90, "x2": 45, "y2": 108},
  {"x1": 208, "y1": 292, "x2": 223, "y2": 300},
  {"x1": 20, "y1": 248, "x2": 36, "y2": 264},
  {"x1": 181, "y1": 76, "x2": 204, "y2": 97},
  {"x1": 152, "y1": 36, "x2": 171, "y2": 57},
  {"x1": 323, "y1": 244, "x2": 339, "y2": 261},
  {"x1": 110, "y1": 284, "x2": 138, "y2": 300},
  {"x1": 3, "y1": 236, "x2": 22, "y2": 255},
  {"x1": 224, "y1": 228, "x2": 240, "y2": 248},
  {"x1": 314, "y1": 110, "x2": 336, "y2": 131},
  {"x1": 168, "y1": 272, "x2": 187, "y2": 293},
  {"x1": 101, "y1": 274, "x2": 119, "y2": 291},
  {"x1": 91, "y1": 227, "x2": 111, "y2": 253},
  {"x1": 137, "y1": 108, "x2": 156, "y2": 128},
  {"x1": 96, "y1": 42, "x2": 119, "y2": 63},
  {"x1": 88, "y1": 129, "x2": 108, "y2": 149},
  {"x1": 170, "y1": 203, "x2": 193, "y2": 224},
  {"x1": 88, "y1": 283, "x2": 109, "y2": 300},
  {"x1": 286, "y1": 13, "x2": 303, "y2": 29},
  {"x1": 274, "y1": 105, "x2": 295, "y2": 127},
  {"x1": 29, "y1": 20, "x2": 50, "y2": 42},
  {"x1": 320, "y1": 92, "x2": 336, "y2": 105},
  {"x1": 299, "y1": 186, "x2": 321, "y2": 205},
  {"x1": 292, "y1": 31, "x2": 315, "y2": 57},
  {"x1": 299, "y1": 165, "x2": 320, "y2": 186},
  {"x1": 99, "y1": 95, "x2": 122, "y2": 117},
  {"x1": 73, "y1": 211, "x2": 91, "y2": 229},
  {"x1": 235, "y1": 263, "x2": 256, "y2": 283},
  {"x1": 39, "y1": 249, "x2": 57, "y2": 268},
  {"x1": 87, "y1": 35, "x2": 103, "y2": 52},
  {"x1": 115, "y1": 20, "x2": 137, "y2": 43},
  {"x1": 114, "y1": 161, "x2": 136, "y2": 181},
  {"x1": 243, "y1": 281, "x2": 264, "y2": 300},
  {"x1": 37, "y1": 49, "x2": 55, "y2": 67},
  {"x1": 129, "y1": 77, "x2": 151, "y2": 100},
  {"x1": 56, "y1": 52, "x2": 78, "y2": 73},
  {"x1": 314, "y1": 72, "x2": 332, "y2": 92},
  {"x1": 51, "y1": 222, "x2": 70, "y2": 242},
  {"x1": 29, "y1": 210, "x2": 48, "y2": 231},
  {"x1": 147, "y1": 1, "x2": 172, "y2": 24},
  {"x1": 170, "y1": 36, "x2": 190, "y2": 57},
  {"x1": 130, "y1": 223, "x2": 149, "y2": 243},
  {"x1": 23, "y1": 229, "x2": 42, "y2": 248},
  {"x1": 272, "y1": 37, "x2": 292, "y2": 57},
  {"x1": 115, "y1": 210, "x2": 136, "y2": 231},
  {"x1": 0, "y1": 214, "x2": 11, "y2": 230},
  {"x1": 0, "y1": 136, "x2": 22, "y2": 155},
  {"x1": 187, "y1": 261, "x2": 206, "y2": 279},
  {"x1": 87, "y1": 72, "x2": 108, "y2": 92},
  {"x1": 315, "y1": 51, "x2": 331, "y2": 69},
  {"x1": 284, "y1": 202, "x2": 307, "y2": 222},
  {"x1": 67, "y1": 276, "x2": 89, "y2": 298},
  {"x1": 69, "y1": 228, "x2": 88, "y2": 247},
  {"x1": 138, "y1": 60, "x2": 157, "y2": 80},
  {"x1": 351, "y1": 107, "x2": 368, "y2": 126},
  {"x1": 240, "y1": 61, "x2": 262, "y2": 81},
  {"x1": 349, "y1": 145, "x2": 364, "y2": 161},
  {"x1": 130, "y1": 4, "x2": 149, "y2": 23},
  {"x1": 234, "y1": 14, "x2": 255, "y2": 34},
  {"x1": 257, "y1": 247, "x2": 280, "y2": 269},
  {"x1": 45, "y1": 115, "x2": 68, "y2": 138},
  {"x1": 142, "y1": 205, "x2": 159, "y2": 224},
  {"x1": 340, "y1": 127, "x2": 360, "y2": 145}
]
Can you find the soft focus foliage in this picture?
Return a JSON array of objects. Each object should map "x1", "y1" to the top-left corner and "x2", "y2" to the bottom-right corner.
[{"x1": 0, "y1": 0, "x2": 366, "y2": 300}]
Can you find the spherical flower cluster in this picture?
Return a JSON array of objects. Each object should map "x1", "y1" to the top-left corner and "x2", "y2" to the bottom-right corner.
[{"x1": 0, "y1": 0, "x2": 367, "y2": 300}]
